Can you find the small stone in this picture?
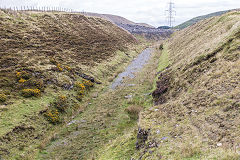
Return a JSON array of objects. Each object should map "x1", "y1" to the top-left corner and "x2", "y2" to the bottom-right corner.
[
  {"x1": 92, "y1": 93, "x2": 98, "y2": 98},
  {"x1": 156, "y1": 130, "x2": 160, "y2": 134},
  {"x1": 217, "y1": 143, "x2": 222, "y2": 147},
  {"x1": 125, "y1": 95, "x2": 133, "y2": 99}
]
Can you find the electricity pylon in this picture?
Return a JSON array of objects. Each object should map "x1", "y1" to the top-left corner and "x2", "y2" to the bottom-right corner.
[{"x1": 165, "y1": 0, "x2": 176, "y2": 28}]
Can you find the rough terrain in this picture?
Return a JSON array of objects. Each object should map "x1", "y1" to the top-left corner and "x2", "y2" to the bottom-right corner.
[
  {"x1": 0, "y1": 9, "x2": 143, "y2": 159},
  {"x1": 136, "y1": 10, "x2": 240, "y2": 160}
]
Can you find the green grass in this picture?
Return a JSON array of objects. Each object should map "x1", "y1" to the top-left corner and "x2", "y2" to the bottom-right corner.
[
  {"x1": 0, "y1": 90, "x2": 55, "y2": 136},
  {"x1": 151, "y1": 44, "x2": 170, "y2": 92},
  {"x1": 36, "y1": 46, "x2": 162, "y2": 160}
]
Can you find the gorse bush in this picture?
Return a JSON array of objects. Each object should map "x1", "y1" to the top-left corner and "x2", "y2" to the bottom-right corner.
[
  {"x1": 45, "y1": 109, "x2": 60, "y2": 124},
  {"x1": 56, "y1": 64, "x2": 63, "y2": 72},
  {"x1": 75, "y1": 79, "x2": 94, "y2": 101},
  {"x1": 75, "y1": 82, "x2": 86, "y2": 90},
  {"x1": 83, "y1": 79, "x2": 94, "y2": 89},
  {"x1": 21, "y1": 89, "x2": 41, "y2": 97},
  {"x1": 16, "y1": 71, "x2": 31, "y2": 80},
  {"x1": 0, "y1": 93, "x2": 7, "y2": 102},
  {"x1": 55, "y1": 95, "x2": 68, "y2": 112},
  {"x1": 19, "y1": 78, "x2": 27, "y2": 83}
]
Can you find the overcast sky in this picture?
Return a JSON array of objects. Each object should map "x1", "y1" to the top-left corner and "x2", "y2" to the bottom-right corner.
[{"x1": 0, "y1": 0, "x2": 239, "y2": 27}]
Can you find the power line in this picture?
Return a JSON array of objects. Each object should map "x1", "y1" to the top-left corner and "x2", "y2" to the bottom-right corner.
[{"x1": 165, "y1": 0, "x2": 176, "y2": 27}]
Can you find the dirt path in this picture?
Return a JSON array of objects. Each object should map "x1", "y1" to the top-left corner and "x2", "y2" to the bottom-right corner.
[{"x1": 38, "y1": 47, "x2": 159, "y2": 160}]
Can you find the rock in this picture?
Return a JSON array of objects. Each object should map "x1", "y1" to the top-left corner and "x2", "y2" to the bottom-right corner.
[
  {"x1": 217, "y1": 143, "x2": 222, "y2": 147},
  {"x1": 125, "y1": 95, "x2": 133, "y2": 99},
  {"x1": 92, "y1": 93, "x2": 98, "y2": 98}
]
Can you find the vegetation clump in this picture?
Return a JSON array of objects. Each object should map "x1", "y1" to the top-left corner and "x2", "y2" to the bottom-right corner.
[
  {"x1": 56, "y1": 64, "x2": 63, "y2": 72},
  {"x1": 125, "y1": 105, "x2": 143, "y2": 120},
  {"x1": 21, "y1": 89, "x2": 41, "y2": 98},
  {"x1": 0, "y1": 93, "x2": 7, "y2": 102},
  {"x1": 83, "y1": 79, "x2": 94, "y2": 89},
  {"x1": 45, "y1": 109, "x2": 60, "y2": 124},
  {"x1": 16, "y1": 71, "x2": 31, "y2": 80},
  {"x1": 75, "y1": 79, "x2": 94, "y2": 101},
  {"x1": 19, "y1": 78, "x2": 27, "y2": 83},
  {"x1": 54, "y1": 95, "x2": 68, "y2": 112}
]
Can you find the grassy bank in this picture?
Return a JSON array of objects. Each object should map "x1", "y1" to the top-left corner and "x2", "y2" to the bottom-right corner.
[{"x1": 37, "y1": 46, "x2": 163, "y2": 159}]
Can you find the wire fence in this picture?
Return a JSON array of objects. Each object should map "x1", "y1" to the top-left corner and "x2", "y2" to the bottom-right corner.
[{"x1": 0, "y1": 6, "x2": 75, "y2": 13}]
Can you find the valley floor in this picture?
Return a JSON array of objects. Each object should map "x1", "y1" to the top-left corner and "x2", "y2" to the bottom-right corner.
[{"x1": 37, "y1": 46, "x2": 162, "y2": 159}]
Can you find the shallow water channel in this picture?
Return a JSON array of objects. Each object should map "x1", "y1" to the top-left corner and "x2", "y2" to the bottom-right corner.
[{"x1": 111, "y1": 48, "x2": 153, "y2": 89}]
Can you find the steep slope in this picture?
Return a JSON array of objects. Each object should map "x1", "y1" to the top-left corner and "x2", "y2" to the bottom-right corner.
[
  {"x1": 175, "y1": 9, "x2": 232, "y2": 29},
  {"x1": 0, "y1": 10, "x2": 141, "y2": 159},
  {"x1": 0, "y1": 10, "x2": 137, "y2": 94},
  {"x1": 135, "y1": 10, "x2": 240, "y2": 159}
]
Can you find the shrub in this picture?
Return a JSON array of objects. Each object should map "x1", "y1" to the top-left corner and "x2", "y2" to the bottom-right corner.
[
  {"x1": 159, "y1": 44, "x2": 164, "y2": 50},
  {"x1": 75, "y1": 82, "x2": 86, "y2": 91},
  {"x1": 83, "y1": 79, "x2": 94, "y2": 89},
  {"x1": 16, "y1": 71, "x2": 31, "y2": 80},
  {"x1": 125, "y1": 105, "x2": 143, "y2": 120},
  {"x1": 45, "y1": 109, "x2": 60, "y2": 124},
  {"x1": 19, "y1": 78, "x2": 27, "y2": 83},
  {"x1": 21, "y1": 89, "x2": 41, "y2": 97},
  {"x1": 56, "y1": 64, "x2": 63, "y2": 72},
  {"x1": 78, "y1": 90, "x2": 85, "y2": 96},
  {"x1": 54, "y1": 95, "x2": 68, "y2": 112},
  {"x1": 33, "y1": 79, "x2": 44, "y2": 91},
  {"x1": 0, "y1": 93, "x2": 7, "y2": 102},
  {"x1": 64, "y1": 65, "x2": 72, "y2": 71}
]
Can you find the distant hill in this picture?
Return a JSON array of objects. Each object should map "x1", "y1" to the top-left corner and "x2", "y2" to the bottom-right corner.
[
  {"x1": 81, "y1": 12, "x2": 155, "y2": 28},
  {"x1": 81, "y1": 12, "x2": 173, "y2": 40},
  {"x1": 175, "y1": 10, "x2": 231, "y2": 29}
]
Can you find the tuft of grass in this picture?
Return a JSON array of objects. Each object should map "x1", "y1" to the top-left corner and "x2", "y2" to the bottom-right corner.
[{"x1": 125, "y1": 105, "x2": 143, "y2": 120}]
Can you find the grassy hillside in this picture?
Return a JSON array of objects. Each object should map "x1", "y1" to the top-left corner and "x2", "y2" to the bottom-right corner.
[
  {"x1": 0, "y1": 9, "x2": 145, "y2": 159},
  {"x1": 175, "y1": 10, "x2": 231, "y2": 29},
  {"x1": 133, "y1": 10, "x2": 240, "y2": 159}
]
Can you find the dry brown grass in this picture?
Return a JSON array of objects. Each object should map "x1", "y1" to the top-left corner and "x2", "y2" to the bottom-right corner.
[
  {"x1": 0, "y1": 10, "x2": 137, "y2": 95},
  {"x1": 138, "y1": 10, "x2": 240, "y2": 159}
]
